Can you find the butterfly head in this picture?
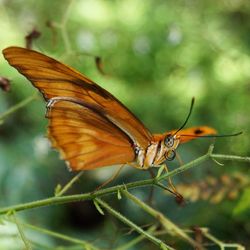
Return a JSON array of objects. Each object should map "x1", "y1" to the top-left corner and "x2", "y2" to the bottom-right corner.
[{"x1": 163, "y1": 134, "x2": 180, "y2": 161}]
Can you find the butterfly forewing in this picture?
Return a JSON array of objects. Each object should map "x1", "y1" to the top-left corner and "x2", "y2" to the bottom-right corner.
[{"x1": 3, "y1": 47, "x2": 152, "y2": 149}]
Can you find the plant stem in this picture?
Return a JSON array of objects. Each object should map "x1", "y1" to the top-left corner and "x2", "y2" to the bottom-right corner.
[
  {"x1": 5, "y1": 218, "x2": 99, "y2": 250},
  {"x1": 158, "y1": 152, "x2": 210, "y2": 181},
  {"x1": 211, "y1": 154, "x2": 250, "y2": 163},
  {"x1": 121, "y1": 190, "x2": 203, "y2": 249},
  {"x1": 55, "y1": 171, "x2": 84, "y2": 197},
  {"x1": 0, "y1": 150, "x2": 249, "y2": 215},
  {"x1": 0, "y1": 178, "x2": 153, "y2": 215},
  {"x1": 0, "y1": 93, "x2": 38, "y2": 122},
  {"x1": 12, "y1": 214, "x2": 32, "y2": 250},
  {"x1": 115, "y1": 225, "x2": 157, "y2": 250},
  {"x1": 95, "y1": 198, "x2": 174, "y2": 250},
  {"x1": 61, "y1": 0, "x2": 73, "y2": 53},
  {"x1": 201, "y1": 228, "x2": 245, "y2": 250}
]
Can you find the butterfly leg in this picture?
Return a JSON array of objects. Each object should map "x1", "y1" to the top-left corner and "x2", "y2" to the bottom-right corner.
[
  {"x1": 163, "y1": 164, "x2": 177, "y2": 192},
  {"x1": 127, "y1": 162, "x2": 141, "y2": 169},
  {"x1": 163, "y1": 164, "x2": 184, "y2": 205},
  {"x1": 147, "y1": 168, "x2": 156, "y2": 205},
  {"x1": 175, "y1": 151, "x2": 184, "y2": 166},
  {"x1": 92, "y1": 164, "x2": 125, "y2": 192}
]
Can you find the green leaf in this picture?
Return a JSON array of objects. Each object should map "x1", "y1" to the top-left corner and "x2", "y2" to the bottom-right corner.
[
  {"x1": 93, "y1": 200, "x2": 105, "y2": 215},
  {"x1": 117, "y1": 189, "x2": 122, "y2": 200},
  {"x1": 54, "y1": 184, "x2": 62, "y2": 196},
  {"x1": 156, "y1": 165, "x2": 165, "y2": 178},
  {"x1": 233, "y1": 187, "x2": 250, "y2": 216}
]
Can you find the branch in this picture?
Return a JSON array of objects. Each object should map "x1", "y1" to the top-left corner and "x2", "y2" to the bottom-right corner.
[
  {"x1": 115, "y1": 225, "x2": 157, "y2": 250},
  {"x1": 200, "y1": 228, "x2": 245, "y2": 250},
  {"x1": 5, "y1": 218, "x2": 99, "y2": 250},
  {"x1": 122, "y1": 190, "x2": 204, "y2": 249},
  {"x1": 0, "y1": 93, "x2": 38, "y2": 122},
  {"x1": 211, "y1": 154, "x2": 250, "y2": 163},
  {"x1": 12, "y1": 213, "x2": 32, "y2": 250},
  {"x1": 0, "y1": 146, "x2": 249, "y2": 215},
  {"x1": 95, "y1": 198, "x2": 174, "y2": 250}
]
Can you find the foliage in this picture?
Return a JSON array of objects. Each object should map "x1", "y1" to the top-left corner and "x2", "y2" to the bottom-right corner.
[{"x1": 0, "y1": 0, "x2": 249, "y2": 249}]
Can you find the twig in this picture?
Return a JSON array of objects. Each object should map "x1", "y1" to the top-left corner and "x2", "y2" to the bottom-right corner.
[
  {"x1": 5, "y1": 218, "x2": 99, "y2": 250},
  {"x1": 201, "y1": 228, "x2": 245, "y2": 250},
  {"x1": 121, "y1": 190, "x2": 204, "y2": 249},
  {"x1": 115, "y1": 225, "x2": 157, "y2": 250},
  {"x1": 0, "y1": 148, "x2": 249, "y2": 215},
  {"x1": 211, "y1": 154, "x2": 250, "y2": 163},
  {"x1": 0, "y1": 93, "x2": 38, "y2": 122},
  {"x1": 12, "y1": 213, "x2": 32, "y2": 250},
  {"x1": 58, "y1": 0, "x2": 74, "y2": 53},
  {"x1": 95, "y1": 198, "x2": 174, "y2": 250},
  {"x1": 55, "y1": 171, "x2": 84, "y2": 197}
]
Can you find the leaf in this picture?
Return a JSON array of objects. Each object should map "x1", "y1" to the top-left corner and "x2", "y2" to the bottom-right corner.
[
  {"x1": 156, "y1": 165, "x2": 165, "y2": 178},
  {"x1": 54, "y1": 184, "x2": 62, "y2": 196},
  {"x1": 117, "y1": 189, "x2": 122, "y2": 200},
  {"x1": 233, "y1": 187, "x2": 250, "y2": 216},
  {"x1": 93, "y1": 199, "x2": 105, "y2": 215}
]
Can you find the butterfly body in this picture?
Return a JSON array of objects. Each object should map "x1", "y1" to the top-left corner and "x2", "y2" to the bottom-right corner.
[{"x1": 2, "y1": 46, "x2": 216, "y2": 171}]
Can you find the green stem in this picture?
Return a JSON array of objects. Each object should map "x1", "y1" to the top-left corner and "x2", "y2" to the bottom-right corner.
[
  {"x1": 12, "y1": 214, "x2": 32, "y2": 250},
  {"x1": 121, "y1": 190, "x2": 203, "y2": 249},
  {"x1": 158, "y1": 152, "x2": 210, "y2": 181},
  {"x1": 115, "y1": 225, "x2": 157, "y2": 250},
  {"x1": 55, "y1": 171, "x2": 84, "y2": 197},
  {"x1": 0, "y1": 93, "x2": 38, "y2": 122},
  {"x1": 6, "y1": 218, "x2": 99, "y2": 250},
  {"x1": 0, "y1": 150, "x2": 249, "y2": 215},
  {"x1": 202, "y1": 228, "x2": 245, "y2": 250},
  {"x1": 0, "y1": 179, "x2": 153, "y2": 215},
  {"x1": 95, "y1": 198, "x2": 174, "y2": 250},
  {"x1": 61, "y1": 0, "x2": 73, "y2": 53},
  {"x1": 211, "y1": 154, "x2": 250, "y2": 163}
]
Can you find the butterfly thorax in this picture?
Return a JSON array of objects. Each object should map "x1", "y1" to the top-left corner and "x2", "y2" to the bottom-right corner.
[{"x1": 135, "y1": 135, "x2": 180, "y2": 169}]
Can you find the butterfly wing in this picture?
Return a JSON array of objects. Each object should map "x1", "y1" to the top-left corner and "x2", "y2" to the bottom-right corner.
[
  {"x1": 168, "y1": 126, "x2": 217, "y2": 143},
  {"x1": 2, "y1": 46, "x2": 152, "y2": 149},
  {"x1": 46, "y1": 99, "x2": 135, "y2": 170},
  {"x1": 153, "y1": 126, "x2": 217, "y2": 144}
]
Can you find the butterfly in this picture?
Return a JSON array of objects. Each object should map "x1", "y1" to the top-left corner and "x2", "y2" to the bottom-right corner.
[{"x1": 2, "y1": 47, "x2": 216, "y2": 171}]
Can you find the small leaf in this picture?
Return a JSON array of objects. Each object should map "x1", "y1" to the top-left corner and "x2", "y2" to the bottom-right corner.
[
  {"x1": 54, "y1": 184, "x2": 62, "y2": 196},
  {"x1": 0, "y1": 217, "x2": 5, "y2": 225},
  {"x1": 156, "y1": 165, "x2": 165, "y2": 178},
  {"x1": 117, "y1": 189, "x2": 122, "y2": 200},
  {"x1": 93, "y1": 200, "x2": 105, "y2": 215},
  {"x1": 6, "y1": 210, "x2": 14, "y2": 217},
  {"x1": 160, "y1": 242, "x2": 169, "y2": 250},
  {"x1": 233, "y1": 187, "x2": 250, "y2": 216}
]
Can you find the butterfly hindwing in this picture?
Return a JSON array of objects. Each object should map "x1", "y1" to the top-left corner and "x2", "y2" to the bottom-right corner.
[{"x1": 47, "y1": 100, "x2": 135, "y2": 170}]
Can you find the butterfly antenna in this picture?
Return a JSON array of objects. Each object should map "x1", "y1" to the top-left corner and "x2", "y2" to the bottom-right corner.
[{"x1": 173, "y1": 97, "x2": 195, "y2": 136}]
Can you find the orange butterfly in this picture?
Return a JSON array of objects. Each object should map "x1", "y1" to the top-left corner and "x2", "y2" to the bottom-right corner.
[{"x1": 2, "y1": 47, "x2": 216, "y2": 171}]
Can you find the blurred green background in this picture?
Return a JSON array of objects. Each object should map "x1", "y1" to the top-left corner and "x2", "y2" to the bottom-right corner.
[{"x1": 0, "y1": 0, "x2": 249, "y2": 249}]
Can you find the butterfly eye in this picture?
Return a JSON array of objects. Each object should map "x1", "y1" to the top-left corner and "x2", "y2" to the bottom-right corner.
[
  {"x1": 165, "y1": 150, "x2": 176, "y2": 161},
  {"x1": 164, "y1": 136, "x2": 174, "y2": 148}
]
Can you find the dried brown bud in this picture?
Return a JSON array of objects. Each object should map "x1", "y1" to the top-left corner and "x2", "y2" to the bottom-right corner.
[
  {"x1": 25, "y1": 28, "x2": 41, "y2": 49},
  {"x1": 0, "y1": 77, "x2": 11, "y2": 92}
]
